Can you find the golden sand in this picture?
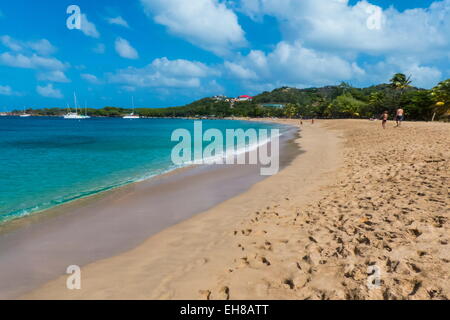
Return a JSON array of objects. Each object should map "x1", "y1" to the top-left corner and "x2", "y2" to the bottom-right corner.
[{"x1": 23, "y1": 119, "x2": 449, "y2": 300}]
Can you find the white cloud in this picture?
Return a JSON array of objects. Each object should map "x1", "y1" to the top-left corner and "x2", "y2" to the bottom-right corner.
[
  {"x1": 0, "y1": 35, "x2": 70, "y2": 91},
  {"x1": 0, "y1": 52, "x2": 66, "y2": 70},
  {"x1": 28, "y1": 39, "x2": 56, "y2": 56},
  {"x1": 108, "y1": 57, "x2": 219, "y2": 89},
  {"x1": 1, "y1": 36, "x2": 57, "y2": 56},
  {"x1": 36, "y1": 84, "x2": 63, "y2": 99},
  {"x1": 93, "y1": 43, "x2": 105, "y2": 54},
  {"x1": 225, "y1": 42, "x2": 364, "y2": 90},
  {"x1": 400, "y1": 64, "x2": 442, "y2": 89},
  {"x1": 239, "y1": 0, "x2": 450, "y2": 59},
  {"x1": 140, "y1": 0, "x2": 246, "y2": 55},
  {"x1": 81, "y1": 73, "x2": 102, "y2": 85},
  {"x1": 0, "y1": 36, "x2": 63, "y2": 76},
  {"x1": 37, "y1": 70, "x2": 70, "y2": 83},
  {"x1": 362, "y1": 57, "x2": 443, "y2": 88},
  {"x1": 151, "y1": 57, "x2": 219, "y2": 77},
  {"x1": 106, "y1": 16, "x2": 130, "y2": 28},
  {"x1": 0, "y1": 85, "x2": 12, "y2": 95},
  {"x1": 220, "y1": 0, "x2": 450, "y2": 89},
  {"x1": 0, "y1": 85, "x2": 21, "y2": 96},
  {"x1": 224, "y1": 61, "x2": 257, "y2": 80},
  {"x1": 0, "y1": 35, "x2": 23, "y2": 51},
  {"x1": 115, "y1": 37, "x2": 139, "y2": 59},
  {"x1": 80, "y1": 14, "x2": 100, "y2": 38}
]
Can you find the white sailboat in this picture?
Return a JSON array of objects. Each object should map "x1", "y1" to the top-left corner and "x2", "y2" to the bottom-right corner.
[
  {"x1": 123, "y1": 96, "x2": 140, "y2": 119},
  {"x1": 64, "y1": 93, "x2": 89, "y2": 119},
  {"x1": 20, "y1": 106, "x2": 31, "y2": 117}
]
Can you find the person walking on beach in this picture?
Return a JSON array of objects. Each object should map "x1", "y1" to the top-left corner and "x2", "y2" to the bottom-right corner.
[
  {"x1": 395, "y1": 108, "x2": 404, "y2": 127},
  {"x1": 381, "y1": 111, "x2": 388, "y2": 129}
]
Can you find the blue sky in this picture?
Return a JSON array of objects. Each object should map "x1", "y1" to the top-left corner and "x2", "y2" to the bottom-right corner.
[{"x1": 0, "y1": 0, "x2": 449, "y2": 110}]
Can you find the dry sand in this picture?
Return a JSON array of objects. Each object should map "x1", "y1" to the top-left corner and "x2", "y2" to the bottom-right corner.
[{"x1": 23, "y1": 119, "x2": 449, "y2": 300}]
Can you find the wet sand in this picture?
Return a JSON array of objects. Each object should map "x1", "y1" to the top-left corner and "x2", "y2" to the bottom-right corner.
[{"x1": 0, "y1": 124, "x2": 298, "y2": 299}]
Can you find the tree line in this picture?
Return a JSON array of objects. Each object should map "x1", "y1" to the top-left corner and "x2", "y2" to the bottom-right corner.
[{"x1": 10, "y1": 74, "x2": 450, "y2": 121}]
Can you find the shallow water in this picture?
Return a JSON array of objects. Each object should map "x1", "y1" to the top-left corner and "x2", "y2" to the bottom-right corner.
[{"x1": 0, "y1": 117, "x2": 285, "y2": 223}]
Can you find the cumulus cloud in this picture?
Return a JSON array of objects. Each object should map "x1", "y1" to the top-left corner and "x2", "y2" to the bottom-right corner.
[
  {"x1": 0, "y1": 36, "x2": 56, "y2": 55},
  {"x1": 28, "y1": 39, "x2": 57, "y2": 56},
  {"x1": 80, "y1": 14, "x2": 100, "y2": 38},
  {"x1": 108, "y1": 57, "x2": 219, "y2": 89},
  {"x1": 224, "y1": 42, "x2": 365, "y2": 90},
  {"x1": 0, "y1": 35, "x2": 23, "y2": 51},
  {"x1": 81, "y1": 73, "x2": 103, "y2": 85},
  {"x1": 0, "y1": 36, "x2": 64, "y2": 73},
  {"x1": 361, "y1": 57, "x2": 443, "y2": 88},
  {"x1": 36, "y1": 84, "x2": 63, "y2": 99},
  {"x1": 140, "y1": 0, "x2": 246, "y2": 55},
  {"x1": 115, "y1": 37, "x2": 138, "y2": 59},
  {"x1": 239, "y1": 0, "x2": 450, "y2": 56},
  {"x1": 0, "y1": 52, "x2": 66, "y2": 70},
  {"x1": 106, "y1": 16, "x2": 130, "y2": 28},
  {"x1": 233, "y1": 0, "x2": 450, "y2": 88},
  {"x1": 0, "y1": 85, "x2": 21, "y2": 96},
  {"x1": 224, "y1": 61, "x2": 257, "y2": 80},
  {"x1": 405, "y1": 65, "x2": 443, "y2": 88},
  {"x1": 37, "y1": 70, "x2": 70, "y2": 83}
]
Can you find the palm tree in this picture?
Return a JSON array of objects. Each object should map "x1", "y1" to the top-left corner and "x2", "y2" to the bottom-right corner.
[
  {"x1": 390, "y1": 73, "x2": 412, "y2": 93},
  {"x1": 389, "y1": 73, "x2": 412, "y2": 113}
]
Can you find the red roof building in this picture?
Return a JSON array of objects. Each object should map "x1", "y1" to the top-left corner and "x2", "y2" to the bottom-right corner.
[{"x1": 237, "y1": 95, "x2": 253, "y2": 101}]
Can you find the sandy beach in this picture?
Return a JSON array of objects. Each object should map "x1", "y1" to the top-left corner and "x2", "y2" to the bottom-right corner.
[
  {"x1": 0, "y1": 123, "x2": 298, "y2": 299},
  {"x1": 20, "y1": 119, "x2": 450, "y2": 300}
]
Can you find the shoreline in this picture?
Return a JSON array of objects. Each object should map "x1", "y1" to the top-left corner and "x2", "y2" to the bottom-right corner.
[
  {"x1": 0, "y1": 118, "x2": 289, "y2": 227},
  {"x1": 20, "y1": 118, "x2": 344, "y2": 299},
  {"x1": 0, "y1": 120, "x2": 299, "y2": 299}
]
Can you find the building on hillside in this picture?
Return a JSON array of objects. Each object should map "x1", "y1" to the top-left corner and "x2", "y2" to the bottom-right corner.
[
  {"x1": 237, "y1": 95, "x2": 253, "y2": 102},
  {"x1": 262, "y1": 104, "x2": 285, "y2": 108},
  {"x1": 213, "y1": 95, "x2": 227, "y2": 101}
]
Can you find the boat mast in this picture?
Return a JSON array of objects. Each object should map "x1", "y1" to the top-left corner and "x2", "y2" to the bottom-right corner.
[{"x1": 74, "y1": 92, "x2": 78, "y2": 115}]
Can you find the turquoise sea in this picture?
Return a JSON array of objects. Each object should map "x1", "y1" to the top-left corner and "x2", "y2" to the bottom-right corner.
[{"x1": 0, "y1": 117, "x2": 285, "y2": 223}]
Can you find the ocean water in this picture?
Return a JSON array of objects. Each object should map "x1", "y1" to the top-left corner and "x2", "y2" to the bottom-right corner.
[{"x1": 0, "y1": 117, "x2": 286, "y2": 223}]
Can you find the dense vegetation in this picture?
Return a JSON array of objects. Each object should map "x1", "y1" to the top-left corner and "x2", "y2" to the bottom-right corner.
[{"x1": 9, "y1": 74, "x2": 450, "y2": 121}]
